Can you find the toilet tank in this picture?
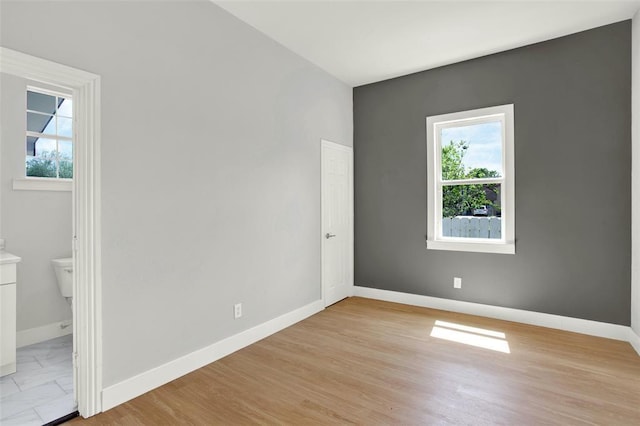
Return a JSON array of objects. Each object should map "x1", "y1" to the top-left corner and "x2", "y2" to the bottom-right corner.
[{"x1": 51, "y1": 257, "x2": 73, "y2": 298}]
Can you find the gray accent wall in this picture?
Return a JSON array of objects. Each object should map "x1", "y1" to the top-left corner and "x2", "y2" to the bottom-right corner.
[
  {"x1": 1, "y1": 0, "x2": 352, "y2": 387},
  {"x1": 632, "y1": 12, "x2": 640, "y2": 336},
  {"x1": 354, "y1": 21, "x2": 631, "y2": 325}
]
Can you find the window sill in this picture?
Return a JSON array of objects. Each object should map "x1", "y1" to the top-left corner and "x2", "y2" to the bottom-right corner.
[
  {"x1": 13, "y1": 178, "x2": 72, "y2": 192},
  {"x1": 426, "y1": 239, "x2": 515, "y2": 255}
]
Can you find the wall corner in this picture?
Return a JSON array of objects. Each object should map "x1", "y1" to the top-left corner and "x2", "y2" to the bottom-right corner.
[{"x1": 631, "y1": 9, "x2": 640, "y2": 335}]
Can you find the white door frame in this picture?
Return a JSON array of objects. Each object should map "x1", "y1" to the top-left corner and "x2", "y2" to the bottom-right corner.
[
  {"x1": 320, "y1": 139, "x2": 354, "y2": 306},
  {"x1": 0, "y1": 47, "x2": 102, "y2": 417}
]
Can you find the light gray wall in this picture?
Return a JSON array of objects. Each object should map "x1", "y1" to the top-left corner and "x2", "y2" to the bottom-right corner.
[
  {"x1": 0, "y1": 73, "x2": 73, "y2": 332},
  {"x1": 632, "y1": 12, "x2": 640, "y2": 336},
  {"x1": 354, "y1": 21, "x2": 631, "y2": 325},
  {"x1": 0, "y1": 0, "x2": 352, "y2": 387}
]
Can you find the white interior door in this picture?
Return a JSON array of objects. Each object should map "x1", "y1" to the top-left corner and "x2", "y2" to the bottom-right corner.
[{"x1": 321, "y1": 139, "x2": 353, "y2": 307}]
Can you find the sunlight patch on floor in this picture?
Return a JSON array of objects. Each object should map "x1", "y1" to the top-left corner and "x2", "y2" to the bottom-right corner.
[{"x1": 430, "y1": 320, "x2": 510, "y2": 353}]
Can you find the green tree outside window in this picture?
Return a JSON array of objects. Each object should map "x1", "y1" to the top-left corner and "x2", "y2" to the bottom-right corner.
[{"x1": 442, "y1": 141, "x2": 500, "y2": 218}]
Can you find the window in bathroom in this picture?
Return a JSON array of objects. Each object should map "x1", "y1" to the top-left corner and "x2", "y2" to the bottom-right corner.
[{"x1": 25, "y1": 88, "x2": 73, "y2": 180}]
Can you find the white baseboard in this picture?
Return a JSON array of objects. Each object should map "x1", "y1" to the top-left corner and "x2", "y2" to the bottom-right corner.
[
  {"x1": 17, "y1": 319, "x2": 73, "y2": 348},
  {"x1": 101, "y1": 299, "x2": 324, "y2": 411},
  {"x1": 629, "y1": 328, "x2": 640, "y2": 355},
  {"x1": 354, "y1": 286, "x2": 632, "y2": 342},
  {"x1": 0, "y1": 362, "x2": 16, "y2": 377}
]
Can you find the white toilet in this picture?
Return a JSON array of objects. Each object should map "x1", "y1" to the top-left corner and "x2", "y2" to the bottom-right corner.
[{"x1": 51, "y1": 257, "x2": 73, "y2": 303}]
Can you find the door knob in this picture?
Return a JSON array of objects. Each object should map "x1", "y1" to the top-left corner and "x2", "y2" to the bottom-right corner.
[{"x1": 325, "y1": 233, "x2": 336, "y2": 239}]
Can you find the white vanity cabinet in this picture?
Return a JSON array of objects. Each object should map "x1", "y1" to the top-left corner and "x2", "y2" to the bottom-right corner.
[{"x1": 1, "y1": 251, "x2": 21, "y2": 377}]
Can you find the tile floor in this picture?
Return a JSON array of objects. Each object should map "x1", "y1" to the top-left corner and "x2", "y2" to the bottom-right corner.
[{"x1": 0, "y1": 335, "x2": 76, "y2": 425}]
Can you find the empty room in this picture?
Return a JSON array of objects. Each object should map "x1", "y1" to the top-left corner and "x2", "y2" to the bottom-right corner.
[{"x1": 1, "y1": 1, "x2": 639, "y2": 425}]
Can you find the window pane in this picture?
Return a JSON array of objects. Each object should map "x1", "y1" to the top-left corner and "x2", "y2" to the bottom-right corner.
[
  {"x1": 27, "y1": 112, "x2": 55, "y2": 134},
  {"x1": 442, "y1": 183, "x2": 501, "y2": 239},
  {"x1": 27, "y1": 90, "x2": 56, "y2": 114},
  {"x1": 25, "y1": 90, "x2": 74, "y2": 180},
  {"x1": 26, "y1": 138, "x2": 58, "y2": 178},
  {"x1": 58, "y1": 140, "x2": 73, "y2": 179},
  {"x1": 57, "y1": 116, "x2": 73, "y2": 138},
  {"x1": 33, "y1": 138, "x2": 57, "y2": 157},
  {"x1": 441, "y1": 121, "x2": 502, "y2": 180},
  {"x1": 26, "y1": 136, "x2": 38, "y2": 156},
  {"x1": 57, "y1": 98, "x2": 72, "y2": 117}
]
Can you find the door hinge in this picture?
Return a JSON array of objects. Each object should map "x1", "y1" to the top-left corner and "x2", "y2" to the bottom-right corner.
[{"x1": 73, "y1": 236, "x2": 78, "y2": 252}]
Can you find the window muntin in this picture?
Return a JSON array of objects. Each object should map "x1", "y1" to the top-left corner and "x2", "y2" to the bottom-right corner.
[
  {"x1": 26, "y1": 88, "x2": 73, "y2": 179},
  {"x1": 427, "y1": 104, "x2": 514, "y2": 254}
]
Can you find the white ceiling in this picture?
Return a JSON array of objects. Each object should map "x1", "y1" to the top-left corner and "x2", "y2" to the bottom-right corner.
[{"x1": 215, "y1": 1, "x2": 640, "y2": 87}]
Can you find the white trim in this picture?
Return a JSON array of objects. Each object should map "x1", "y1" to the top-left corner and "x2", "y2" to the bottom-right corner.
[
  {"x1": 441, "y1": 177, "x2": 502, "y2": 186},
  {"x1": 72, "y1": 62, "x2": 102, "y2": 419},
  {"x1": 13, "y1": 177, "x2": 72, "y2": 192},
  {"x1": 101, "y1": 299, "x2": 324, "y2": 411},
  {"x1": 26, "y1": 130, "x2": 73, "y2": 141},
  {"x1": 0, "y1": 48, "x2": 98, "y2": 88},
  {"x1": 353, "y1": 286, "x2": 632, "y2": 342},
  {"x1": 26, "y1": 84, "x2": 72, "y2": 99},
  {"x1": 426, "y1": 104, "x2": 515, "y2": 254},
  {"x1": 0, "y1": 363, "x2": 16, "y2": 377},
  {"x1": 629, "y1": 328, "x2": 640, "y2": 355},
  {"x1": 16, "y1": 320, "x2": 73, "y2": 348},
  {"x1": 0, "y1": 47, "x2": 102, "y2": 417},
  {"x1": 426, "y1": 239, "x2": 515, "y2": 254}
]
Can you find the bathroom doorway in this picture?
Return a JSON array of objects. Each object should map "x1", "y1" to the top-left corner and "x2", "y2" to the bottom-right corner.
[
  {"x1": 0, "y1": 83, "x2": 78, "y2": 424},
  {"x1": 0, "y1": 48, "x2": 102, "y2": 420}
]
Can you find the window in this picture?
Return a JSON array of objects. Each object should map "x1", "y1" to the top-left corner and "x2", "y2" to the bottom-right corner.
[
  {"x1": 426, "y1": 104, "x2": 514, "y2": 254},
  {"x1": 25, "y1": 88, "x2": 73, "y2": 179}
]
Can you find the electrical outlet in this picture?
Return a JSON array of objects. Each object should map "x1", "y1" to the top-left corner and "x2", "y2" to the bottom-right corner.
[
  {"x1": 454, "y1": 277, "x2": 462, "y2": 289},
  {"x1": 234, "y1": 303, "x2": 242, "y2": 319}
]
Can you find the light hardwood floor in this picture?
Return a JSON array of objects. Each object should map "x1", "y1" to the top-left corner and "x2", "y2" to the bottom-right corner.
[{"x1": 71, "y1": 297, "x2": 640, "y2": 425}]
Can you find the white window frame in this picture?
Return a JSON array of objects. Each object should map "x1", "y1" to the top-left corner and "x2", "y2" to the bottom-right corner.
[
  {"x1": 13, "y1": 85, "x2": 74, "y2": 191},
  {"x1": 426, "y1": 104, "x2": 515, "y2": 254}
]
